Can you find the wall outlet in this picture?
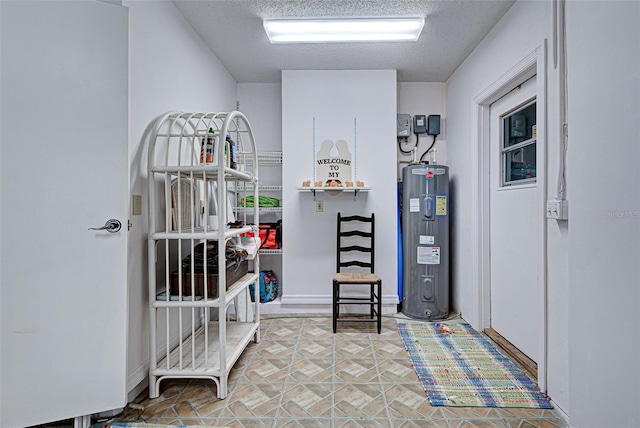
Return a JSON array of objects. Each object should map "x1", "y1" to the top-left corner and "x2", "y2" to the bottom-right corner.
[
  {"x1": 316, "y1": 200, "x2": 324, "y2": 213},
  {"x1": 546, "y1": 199, "x2": 568, "y2": 220}
]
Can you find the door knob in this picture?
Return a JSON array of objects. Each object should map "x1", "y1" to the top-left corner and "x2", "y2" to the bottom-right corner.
[{"x1": 88, "y1": 219, "x2": 122, "y2": 233}]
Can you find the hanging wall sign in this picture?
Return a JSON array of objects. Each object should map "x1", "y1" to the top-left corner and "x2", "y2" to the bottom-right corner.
[{"x1": 316, "y1": 139, "x2": 353, "y2": 186}]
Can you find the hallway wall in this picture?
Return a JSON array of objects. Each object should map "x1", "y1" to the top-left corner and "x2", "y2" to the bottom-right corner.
[{"x1": 565, "y1": 1, "x2": 640, "y2": 426}]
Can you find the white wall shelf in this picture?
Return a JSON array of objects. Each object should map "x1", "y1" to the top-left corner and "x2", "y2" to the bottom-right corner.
[{"x1": 296, "y1": 186, "x2": 371, "y2": 200}]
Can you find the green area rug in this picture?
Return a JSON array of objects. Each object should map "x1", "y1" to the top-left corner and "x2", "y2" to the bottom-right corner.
[{"x1": 398, "y1": 321, "x2": 553, "y2": 408}]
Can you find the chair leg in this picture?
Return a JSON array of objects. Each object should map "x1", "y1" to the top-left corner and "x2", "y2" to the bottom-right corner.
[
  {"x1": 377, "y1": 280, "x2": 382, "y2": 334},
  {"x1": 370, "y1": 283, "x2": 375, "y2": 320},
  {"x1": 333, "y1": 279, "x2": 338, "y2": 333}
]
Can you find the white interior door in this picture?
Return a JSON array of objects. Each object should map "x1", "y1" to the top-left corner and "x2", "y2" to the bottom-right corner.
[
  {"x1": 489, "y1": 76, "x2": 540, "y2": 363},
  {"x1": 0, "y1": 2, "x2": 128, "y2": 427}
]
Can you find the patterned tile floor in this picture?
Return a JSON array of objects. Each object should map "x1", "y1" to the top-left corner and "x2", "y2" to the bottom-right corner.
[{"x1": 116, "y1": 315, "x2": 568, "y2": 428}]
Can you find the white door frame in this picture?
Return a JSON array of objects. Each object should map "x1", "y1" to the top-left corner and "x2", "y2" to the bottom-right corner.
[{"x1": 471, "y1": 43, "x2": 548, "y2": 390}]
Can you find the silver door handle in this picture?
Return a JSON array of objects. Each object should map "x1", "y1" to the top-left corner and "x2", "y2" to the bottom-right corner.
[{"x1": 88, "y1": 219, "x2": 121, "y2": 233}]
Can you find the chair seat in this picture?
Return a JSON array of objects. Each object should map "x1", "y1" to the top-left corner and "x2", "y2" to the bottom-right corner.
[{"x1": 333, "y1": 272, "x2": 380, "y2": 283}]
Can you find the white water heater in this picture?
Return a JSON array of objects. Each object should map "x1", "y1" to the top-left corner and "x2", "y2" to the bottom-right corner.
[{"x1": 401, "y1": 164, "x2": 449, "y2": 320}]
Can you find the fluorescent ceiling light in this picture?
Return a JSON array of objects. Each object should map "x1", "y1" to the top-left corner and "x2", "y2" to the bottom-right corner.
[{"x1": 263, "y1": 18, "x2": 424, "y2": 44}]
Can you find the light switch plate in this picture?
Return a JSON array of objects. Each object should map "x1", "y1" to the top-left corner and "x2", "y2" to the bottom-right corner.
[{"x1": 132, "y1": 194, "x2": 142, "y2": 216}]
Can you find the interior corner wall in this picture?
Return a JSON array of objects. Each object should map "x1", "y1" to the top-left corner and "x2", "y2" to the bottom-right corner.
[
  {"x1": 565, "y1": 1, "x2": 640, "y2": 427},
  {"x1": 397, "y1": 83, "x2": 447, "y2": 179},
  {"x1": 444, "y1": 0, "x2": 571, "y2": 415},
  {"x1": 281, "y1": 70, "x2": 398, "y2": 312},
  {"x1": 237, "y1": 83, "x2": 283, "y2": 291},
  {"x1": 124, "y1": 0, "x2": 237, "y2": 396},
  {"x1": 237, "y1": 83, "x2": 282, "y2": 152}
]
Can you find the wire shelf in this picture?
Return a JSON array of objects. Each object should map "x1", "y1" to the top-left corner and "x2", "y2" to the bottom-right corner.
[
  {"x1": 234, "y1": 206, "x2": 282, "y2": 212},
  {"x1": 229, "y1": 184, "x2": 282, "y2": 192},
  {"x1": 239, "y1": 151, "x2": 282, "y2": 166},
  {"x1": 259, "y1": 249, "x2": 283, "y2": 255}
]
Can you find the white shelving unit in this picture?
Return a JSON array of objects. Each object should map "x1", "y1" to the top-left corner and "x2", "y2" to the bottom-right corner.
[
  {"x1": 147, "y1": 111, "x2": 261, "y2": 399},
  {"x1": 233, "y1": 151, "x2": 283, "y2": 257},
  {"x1": 230, "y1": 151, "x2": 283, "y2": 310}
]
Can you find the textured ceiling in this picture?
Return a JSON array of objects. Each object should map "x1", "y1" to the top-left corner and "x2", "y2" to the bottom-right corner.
[{"x1": 172, "y1": 0, "x2": 515, "y2": 83}]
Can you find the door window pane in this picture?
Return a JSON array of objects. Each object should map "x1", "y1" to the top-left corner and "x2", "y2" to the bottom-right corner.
[
  {"x1": 503, "y1": 102, "x2": 536, "y2": 147},
  {"x1": 502, "y1": 100, "x2": 536, "y2": 186},
  {"x1": 505, "y1": 144, "x2": 536, "y2": 182}
]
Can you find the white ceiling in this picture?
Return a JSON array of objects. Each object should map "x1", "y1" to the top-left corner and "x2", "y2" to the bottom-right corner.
[{"x1": 172, "y1": 0, "x2": 515, "y2": 83}]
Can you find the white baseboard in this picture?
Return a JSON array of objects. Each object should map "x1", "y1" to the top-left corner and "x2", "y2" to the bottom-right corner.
[
  {"x1": 127, "y1": 374, "x2": 148, "y2": 403},
  {"x1": 127, "y1": 360, "x2": 149, "y2": 400},
  {"x1": 273, "y1": 293, "x2": 399, "y2": 314}
]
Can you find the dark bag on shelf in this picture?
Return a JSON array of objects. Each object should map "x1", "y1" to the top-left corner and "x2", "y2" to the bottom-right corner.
[
  {"x1": 169, "y1": 241, "x2": 248, "y2": 297},
  {"x1": 180, "y1": 241, "x2": 247, "y2": 272}
]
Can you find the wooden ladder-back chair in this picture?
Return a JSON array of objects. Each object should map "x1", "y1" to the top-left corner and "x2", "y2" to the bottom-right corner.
[{"x1": 332, "y1": 213, "x2": 382, "y2": 333}]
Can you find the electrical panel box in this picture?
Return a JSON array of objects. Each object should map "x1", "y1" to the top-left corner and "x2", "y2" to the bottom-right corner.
[
  {"x1": 413, "y1": 115, "x2": 427, "y2": 134},
  {"x1": 397, "y1": 114, "x2": 411, "y2": 137},
  {"x1": 427, "y1": 115, "x2": 441, "y2": 135}
]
